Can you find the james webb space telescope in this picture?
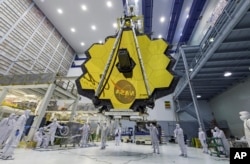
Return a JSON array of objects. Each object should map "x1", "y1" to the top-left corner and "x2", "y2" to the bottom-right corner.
[{"x1": 75, "y1": 12, "x2": 178, "y2": 119}]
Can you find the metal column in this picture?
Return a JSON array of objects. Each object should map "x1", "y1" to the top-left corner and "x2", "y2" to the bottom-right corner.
[
  {"x1": 27, "y1": 83, "x2": 56, "y2": 140},
  {"x1": 69, "y1": 95, "x2": 79, "y2": 122},
  {"x1": 0, "y1": 88, "x2": 8, "y2": 119},
  {"x1": 179, "y1": 47, "x2": 205, "y2": 130},
  {"x1": 0, "y1": 87, "x2": 8, "y2": 104}
]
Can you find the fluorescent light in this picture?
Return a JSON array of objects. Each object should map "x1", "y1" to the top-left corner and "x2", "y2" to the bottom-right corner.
[
  {"x1": 189, "y1": 68, "x2": 193, "y2": 72},
  {"x1": 6, "y1": 95, "x2": 17, "y2": 98},
  {"x1": 25, "y1": 94, "x2": 36, "y2": 98},
  {"x1": 197, "y1": 95, "x2": 201, "y2": 98},
  {"x1": 81, "y1": 42, "x2": 85, "y2": 46},
  {"x1": 160, "y1": 17, "x2": 165, "y2": 23},
  {"x1": 209, "y1": 37, "x2": 214, "y2": 42},
  {"x1": 107, "y1": 1, "x2": 112, "y2": 7},
  {"x1": 224, "y1": 71, "x2": 232, "y2": 77},
  {"x1": 71, "y1": 28, "x2": 76, "y2": 32},
  {"x1": 57, "y1": 8, "x2": 63, "y2": 14},
  {"x1": 91, "y1": 25, "x2": 96, "y2": 30},
  {"x1": 113, "y1": 23, "x2": 118, "y2": 28},
  {"x1": 81, "y1": 5, "x2": 87, "y2": 11}
]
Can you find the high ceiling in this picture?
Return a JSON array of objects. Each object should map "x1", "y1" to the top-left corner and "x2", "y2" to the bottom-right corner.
[{"x1": 33, "y1": 0, "x2": 205, "y2": 54}]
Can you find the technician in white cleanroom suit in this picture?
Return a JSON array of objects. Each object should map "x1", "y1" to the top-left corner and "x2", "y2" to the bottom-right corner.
[
  {"x1": 79, "y1": 123, "x2": 90, "y2": 147},
  {"x1": 45, "y1": 118, "x2": 63, "y2": 146},
  {"x1": 114, "y1": 124, "x2": 122, "y2": 146},
  {"x1": 0, "y1": 113, "x2": 16, "y2": 147},
  {"x1": 0, "y1": 110, "x2": 30, "y2": 160},
  {"x1": 174, "y1": 124, "x2": 187, "y2": 157},
  {"x1": 239, "y1": 111, "x2": 250, "y2": 147},
  {"x1": 146, "y1": 123, "x2": 160, "y2": 154},
  {"x1": 198, "y1": 128, "x2": 208, "y2": 153},
  {"x1": 95, "y1": 122, "x2": 100, "y2": 142},
  {"x1": 214, "y1": 126, "x2": 230, "y2": 156},
  {"x1": 33, "y1": 127, "x2": 44, "y2": 149},
  {"x1": 146, "y1": 123, "x2": 153, "y2": 145},
  {"x1": 100, "y1": 122, "x2": 109, "y2": 149}
]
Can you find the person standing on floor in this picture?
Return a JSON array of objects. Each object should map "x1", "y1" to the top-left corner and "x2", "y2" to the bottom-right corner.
[
  {"x1": 33, "y1": 127, "x2": 45, "y2": 149},
  {"x1": 146, "y1": 123, "x2": 160, "y2": 154},
  {"x1": 44, "y1": 118, "x2": 63, "y2": 147},
  {"x1": 198, "y1": 128, "x2": 208, "y2": 153},
  {"x1": 174, "y1": 124, "x2": 187, "y2": 157},
  {"x1": 100, "y1": 122, "x2": 109, "y2": 149},
  {"x1": 0, "y1": 110, "x2": 31, "y2": 160},
  {"x1": 239, "y1": 111, "x2": 250, "y2": 147},
  {"x1": 79, "y1": 123, "x2": 90, "y2": 147},
  {"x1": 0, "y1": 113, "x2": 16, "y2": 148},
  {"x1": 95, "y1": 122, "x2": 100, "y2": 142},
  {"x1": 114, "y1": 123, "x2": 122, "y2": 146}
]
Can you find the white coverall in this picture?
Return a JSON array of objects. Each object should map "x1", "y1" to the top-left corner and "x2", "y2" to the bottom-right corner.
[
  {"x1": 33, "y1": 128, "x2": 44, "y2": 148},
  {"x1": 174, "y1": 124, "x2": 187, "y2": 157},
  {"x1": 146, "y1": 124, "x2": 153, "y2": 145},
  {"x1": 95, "y1": 123, "x2": 100, "y2": 141},
  {"x1": 79, "y1": 123, "x2": 90, "y2": 147},
  {"x1": 239, "y1": 111, "x2": 250, "y2": 147},
  {"x1": 114, "y1": 126, "x2": 122, "y2": 146},
  {"x1": 100, "y1": 123, "x2": 109, "y2": 149},
  {"x1": 0, "y1": 113, "x2": 16, "y2": 147},
  {"x1": 45, "y1": 119, "x2": 63, "y2": 146},
  {"x1": 198, "y1": 128, "x2": 208, "y2": 153},
  {"x1": 214, "y1": 127, "x2": 230, "y2": 156},
  {"x1": 146, "y1": 124, "x2": 160, "y2": 154},
  {"x1": 0, "y1": 110, "x2": 30, "y2": 160}
]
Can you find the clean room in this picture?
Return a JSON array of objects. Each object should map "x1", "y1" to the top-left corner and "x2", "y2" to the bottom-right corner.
[{"x1": 1, "y1": 0, "x2": 250, "y2": 163}]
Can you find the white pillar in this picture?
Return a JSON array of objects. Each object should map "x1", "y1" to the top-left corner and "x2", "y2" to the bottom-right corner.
[
  {"x1": 69, "y1": 95, "x2": 79, "y2": 122},
  {"x1": 0, "y1": 87, "x2": 8, "y2": 104},
  {"x1": 27, "y1": 84, "x2": 56, "y2": 140}
]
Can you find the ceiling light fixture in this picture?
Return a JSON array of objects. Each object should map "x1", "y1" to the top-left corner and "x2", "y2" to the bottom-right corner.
[
  {"x1": 186, "y1": 14, "x2": 189, "y2": 19},
  {"x1": 81, "y1": 5, "x2": 87, "y2": 11},
  {"x1": 197, "y1": 95, "x2": 201, "y2": 98},
  {"x1": 113, "y1": 23, "x2": 118, "y2": 28},
  {"x1": 57, "y1": 8, "x2": 63, "y2": 14},
  {"x1": 189, "y1": 68, "x2": 193, "y2": 72},
  {"x1": 107, "y1": 1, "x2": 112, "y2": 7},
  {"x1": 224, "y1": 71, "x2": 232, "y2": 77},
  {"x1": 209, "y1": 37, "x2": 214, "y2": 42},
  {"x1": 99, "y1": 40, "x2": 103, "y2": 44},
  {"x1": 81, "y1": 42, "x2": 85, "y2": 46},
  {"x1": 158, "y1": 35, "x2": 162, "y2": 38},
  {"x1": 91, "y1": 25, "x2": 96, "y2": 30},
  {"x1": 160, "y1": 17, "x2": 165, "y2": 23},
  {"x1": 71, "y1": 28, "x2": 76, "y2": 32}
]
